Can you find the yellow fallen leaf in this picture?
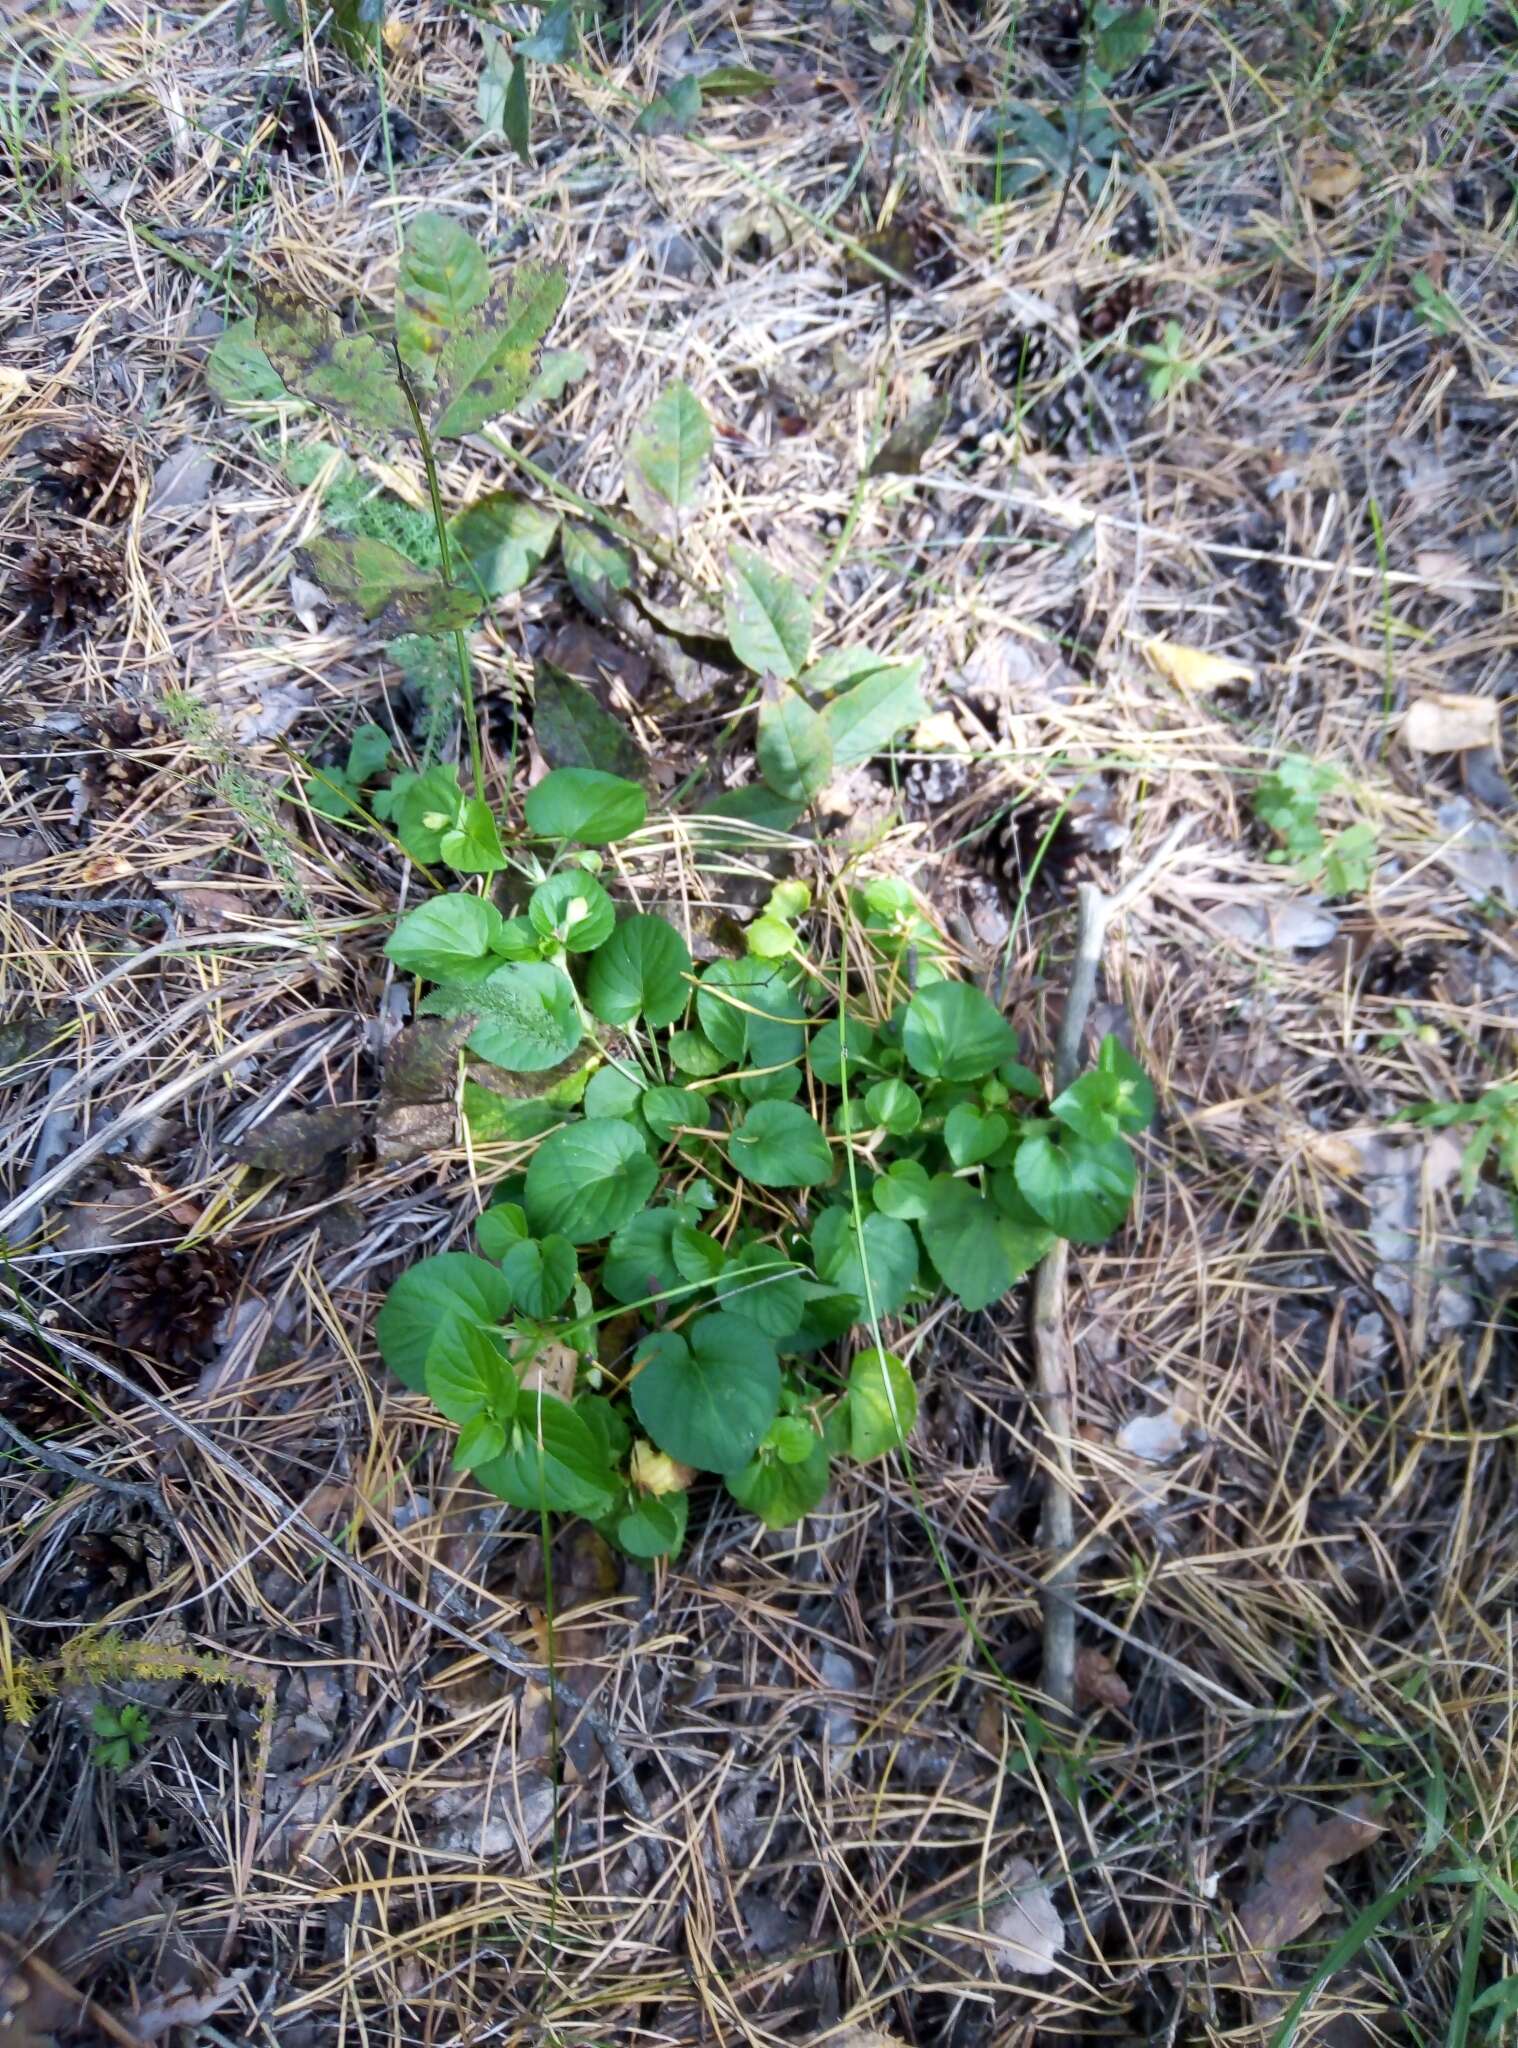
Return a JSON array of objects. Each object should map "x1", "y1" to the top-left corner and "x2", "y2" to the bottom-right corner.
[
  {"x1": 0, "y1": 368, "x2": 30, "y2": 414},
  {"x1": 1302, "y1": 150, "x2": 1362, "y2": 204},
  {"x1": 1142, "y1": 637, "x2": 1254, "y2": 692},
  {"x1": 911, "y1": 711, "x2": 965, "y2": 752},
  {"x1": 1401, "y1": 691, "x2": 1499, "y2": 753},
  {"x1": 81, "y1": 854, "x2": 136, "y2": 883}
]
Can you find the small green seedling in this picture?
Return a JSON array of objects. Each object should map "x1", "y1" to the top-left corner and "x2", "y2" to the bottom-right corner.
[
  {"x1": 305, "y1": 722, "x2": 392, "y2": 821},
  {"x1": 1399, "y1": 1082, "x2": 1518, "y2": 1206},
  {"x1": 92, "y1": 1701, "x2": 151, "y2": 1770},
  {"x1": 1255, "y1": 754, "x2": 1377, "y2": 899},
  {"x1": 1134, "y1": 320, "x2": 1204, "y2": 402}
]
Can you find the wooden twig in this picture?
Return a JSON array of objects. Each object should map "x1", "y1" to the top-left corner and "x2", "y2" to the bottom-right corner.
[
  {"x1": 1035, "y1": 826, "x2": 1193, "y2": 1718},
  {"x1": 0, "y1": 1413, "x2": 170, "y2": 1519}
]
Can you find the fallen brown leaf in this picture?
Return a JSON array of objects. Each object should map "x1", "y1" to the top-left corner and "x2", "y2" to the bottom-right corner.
[
  {"x1": 1142, "y1": 637, "x2": 1254, "y2": 692},
  {"x1": 1400, "y1": 691, "x2": 1500, "y2": 754},
  {"x1": 1074, "y1": 1645, "x2": 1131, "y2": 1712},
  {"x1": 1301, "y1": 150, "x2": 1362, "y2": 202},
  {"x1": 1237, "y1": 1796, "x2": 1382, "y2": 1985}
]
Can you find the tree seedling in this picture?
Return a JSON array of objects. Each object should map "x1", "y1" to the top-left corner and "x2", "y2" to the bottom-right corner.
[{"x1": 92, "y1": 1701, "x2": 151, "y2": 1770}]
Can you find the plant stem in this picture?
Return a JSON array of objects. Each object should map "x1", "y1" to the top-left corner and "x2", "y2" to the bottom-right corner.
[
  {"x1": 396, "y1": 359, "x2": 486, "y2": 798},
  {"x1": 1034, "y1": 823, "x2": 1193, "y2": 1719}
]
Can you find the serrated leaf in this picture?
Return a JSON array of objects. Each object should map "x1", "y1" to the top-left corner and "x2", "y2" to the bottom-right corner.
[
  {"x1": 419, "y1": 960, "x2": 582, "y2": 1070},
  {"x1": 207, "y1": 320, "x2": 287, "y2": 407},
  {"x1": 725, "y1": 547, "x2": 812, "y2": 679},
  {"x1": 450, "y1": 490, "x2": 559, "y2": 598},
  {"x1": 301, "y1": 535, "x2": 483, "y2": 633},
  {"x1": 254, "y1": 284, "x2": 414, "y2": 436},
  {"x1": 1094, "y1": 4, "x2": 1156, "y2": 75},
  {"x1": 523, "y1": 347, "x2": 590, "y2": 409},
  {"x1": 534, "y1": 663, "x2": 647, "y2": 780},
  {"x1": 396, "y1": 214, "x2": 490, "y2": 383},
  {"x1": 821, "y1": 657, "x2": 928, "y2": 766},
  {"x1": 523, "y1": 1117, "x2": 658, "y2": 1243},
  {"x1": 431, "y1": 262, "x2": 568, "y2": 441},
  {"x1": 757, "y1": 685, "x2": 832, "y2": 801},
  {"x1": 628, "y1": 383, "x2": 712, "y2": 512}
]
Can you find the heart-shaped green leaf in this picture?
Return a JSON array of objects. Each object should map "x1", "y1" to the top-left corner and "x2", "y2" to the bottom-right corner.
[
  {"x1": 419, "y1": 961, "x2": 582, "y2": 1071},
  {"x1": 474, "y1": 1392, "x2": 619, "y2": 1516},
  {"x1": 502, "y1": 1234, "x2": 578, "y2": 1315},
  {"x1": 728, "y1": 1101, "x2": 832, "y2": 1187},
  {"x1": 376, "y1": 1252, "x2": 513, "y2": 1391},
  {"x1": 525, "y1": 767, "x2": 647, "y2": 845},
  {"x1": 902, "y1": 980, "x2": 1018, "y2": 1083},
  {"x1": 386, "y1": 894, "x2": 510, "y2": 980},
  {"x1": 523, "y1": 1117, "x2": 657, "y2": 1243},
  {"x1": 944, "y1": 1102, "x2": 1011, "y2": 1166},
  {"x1": 528, "y1": 870, "x2": 616, "y2": 952},
  {"x1": 811, "y1": 1207, "x2": 918, "y2": 1314},
  {"x1": 1014, "y1": 1124, "x2": 1137, "y2": 1243},
  {"x1": 919, "y1": 1174, "x2": 1051, "y2": 1311},
  {"x1": 586, "y1": 915, "x2": 693, "y2": 1028},
  {"x1": 631, "y1": 1315, "x2": 780, "y2": 1471}
]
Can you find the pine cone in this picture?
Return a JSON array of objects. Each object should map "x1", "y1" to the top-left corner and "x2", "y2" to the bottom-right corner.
[
  {"x1": 9, "y1": 531, "x2": 125, "y2": 643},
  {"x1": 0, "y1": 1340, "x2": 79, "y2": 1437},
  {"x1": 258, "y1": 76, "x2": 342, "y2": 158},
  {"x1": 78, "y1": 704, "x2": 176, "y2": 817},
  {"x1": 100, "y1": 1246, "x2": 237, "y2": 1372},
  {"x1": 1078, "y1": 276, "x2": 1153, "y2": 345},
  {"x1": 21, "y1": 419, "x2": 139, "y2": 524}
]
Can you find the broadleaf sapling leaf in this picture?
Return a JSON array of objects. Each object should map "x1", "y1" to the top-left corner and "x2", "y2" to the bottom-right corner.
[
  {"x1": 918, "y1": 1174, "x2": 1050, "y2": 1312},
  {"x1": 561, "y1": 523, "x2": 633, "y2": 620},
  {"x1": 254, "y1": 284, "x2": 414, "y2": 436},
  {"x1": 627, "y1": 383, "x2": 713, "y2": 512},
  {"x1": 300, "y1": 535, "x2": 484, "y2": 633},
  {"x1": 533, "y1": 663, "x2": 648, "y2": 780},
  {"x1": 725, "y1": 546, "x2": 812, "y2": 679},
  {"x1": 821, "y1": 658, "x2": 929, "y2": 767},
  {"x1": 757, "y1": 685, "x2": 832, "y2": 801},
  {"x1": 430, "y1": 262, "x2": 568, "y2": 441},
  {"x1": 396, "y1": 214, "x2": 490, "y2": 383},
  {"x1": 517, "y1": 0, "x2": 576, "y2": 60}
]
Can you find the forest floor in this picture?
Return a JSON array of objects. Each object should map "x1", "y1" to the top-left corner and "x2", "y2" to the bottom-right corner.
[{"x1": 2, "y1": 0, "x2": 1517, "y2": 2042}]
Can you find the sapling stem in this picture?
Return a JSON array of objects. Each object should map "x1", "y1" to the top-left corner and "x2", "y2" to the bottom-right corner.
[
  {"x1": 1035, "y1": 823, "x2": 1192, "y2": 1719},
  {"x1": 396, "y1": 356, "x2": 486, "y2": 800}
]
